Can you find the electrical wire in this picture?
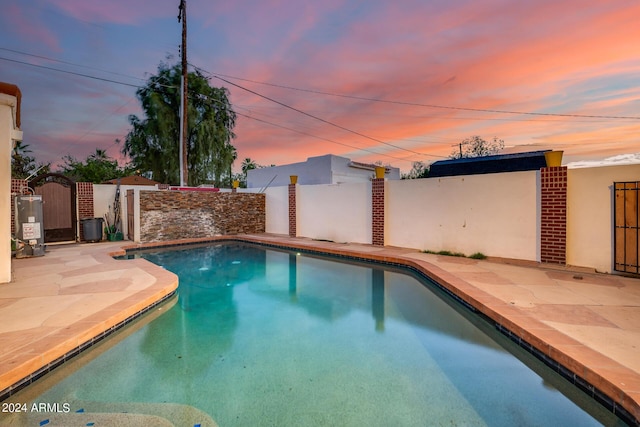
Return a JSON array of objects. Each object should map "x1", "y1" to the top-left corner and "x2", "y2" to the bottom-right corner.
[
  {"x1": 4, "y1": 46, "x2": 638, "y2": 121},
  {"x1": 212, "y1": 72, "x2": 640, "y2": 121},
  {"x1": 0, "y1": 56, "x2": 143, "y2": 88},
  {"x1": 188, "y1": 85, "x2": 425, "y2": 163},
  {"x1": 235, "y1": 111, "x2": 420, "y2": 163},
  {"x1": 189, "y1": 64, "x2": 445, "y2": 158},
  {"x1": 0, "y1": 47, "x2": 146, "y2": 84},
  {"x1": 211, "y1": 73, "x2": 445, "y2": 159}
]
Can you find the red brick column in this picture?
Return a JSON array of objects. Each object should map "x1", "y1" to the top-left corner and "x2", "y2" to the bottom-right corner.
[
  {"x1": 288, "y1": 183, "x2": 296, "y2": 237},
  {"x1": 372, "y1": 178, "x2": 385, "y2": 246},
  {"x1": 540, "y1": 166, "x2": 567, "y2": 264},
  {"x1": 77, "y1": 182, "x2": 94, "y2": 241},
  {"x1": 10, "y1": 179, "x2": 29, "y2": 234}
]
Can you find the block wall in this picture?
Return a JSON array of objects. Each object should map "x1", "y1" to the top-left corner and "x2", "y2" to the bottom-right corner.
[
  {"x1": 77, "y1": 182, "x2": 94, "y2": 220},
  {"x1": 540, "y1": 166, "x2": 567, "y2": 264},
  {"x1": 139, "y1": 191, "x2": 265, "y2": 243},
  {"x1": 76, "y1": 182, "x2": 94, "y2": 241},
  {"x1": 372, "y1": 178, "x2": 385, "y2": 246},
  {"x1": 10, "y1": 179, "x2": 29, "y2": 234},
  {"x1": 288, "y1": 184, "x2": 296, "y2": 237}
]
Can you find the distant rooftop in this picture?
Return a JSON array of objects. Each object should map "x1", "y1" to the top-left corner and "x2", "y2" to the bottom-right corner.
[
  {"x1": 247, "y1": 154, "x2": 400, "y2": 188},
  {"x1": 102, "y1": 175, "x2": 160, "y2": 186},
  {"x1": 0, "y1": 82, "x2": 21, "y2": 128},
  {"x1": 429, "y1": 150, "x2": 550, "y2": 177}
]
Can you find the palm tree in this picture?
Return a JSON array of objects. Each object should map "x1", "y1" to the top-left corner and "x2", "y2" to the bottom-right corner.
[
  {"x1": 11, "y1": 141, "x2": 34, "y2": 178},
  {"x1": 89, "y1": 148, "x2": 109, "y2": 161},
  {"x1": 241, "y1": 158, "x2": 258, "y2": 177}
]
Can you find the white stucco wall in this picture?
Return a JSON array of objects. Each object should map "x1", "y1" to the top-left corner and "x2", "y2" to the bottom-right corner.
[
  {"x1": 297, "y1": 182, "x2": 371, "y2": 244},
  {"x1": 256, "y1": 163, "x2": 640, "y2": 272},
  {"x1": 1, "y1": 93, "x2": 22, "y2": 283},
  {"x1": 567, "y1": 164, "x2": 640, "y2": 273},
  {"x1": 264, "y1": 186, "x2": 289, "y2": 235},
  {"x1": 386, "y1": 171, "x2": 539, "y2": 260},
  {"x1": 93, "y1": 184, "x2": 157, "y2": 241}
]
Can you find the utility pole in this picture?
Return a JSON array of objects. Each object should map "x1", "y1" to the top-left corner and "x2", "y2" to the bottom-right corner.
[
  {"x1": 178, "y1": 0, "x2": 188, "y2": 186},
  {"x1": 451, "y1": 140, "x2": 469, "y2": 159}
]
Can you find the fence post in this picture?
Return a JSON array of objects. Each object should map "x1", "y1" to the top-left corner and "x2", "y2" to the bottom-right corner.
[
  {"x1": 540, "y1": 166, "x2": 567, "y2": 263},
  {"x1": 288, "y1": 183, "x2": 297, "y2": 237},
  {"x1": 372, "y1": 177, "x2": 385, "y2": 246},
  {"x1": 76, "y1": 182, "x2": 95, "y2": 242}
]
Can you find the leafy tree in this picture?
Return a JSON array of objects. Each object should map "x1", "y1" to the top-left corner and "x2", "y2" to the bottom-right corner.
[
  {"x1": 122, "y1": 61, "x2": 237, "y2": 186},
  {"x1": 11, "y1": 141, "x2": 50, "y2": 179},
  {"x1": 450, "y1": 136, "x2": 504, "y2": 159},
  {"x1": 401, "y1": 161, "x2": 429, "y2": 179},
  {"x1": 58, "y1": 148, "x2": 133, "y2": 183}
]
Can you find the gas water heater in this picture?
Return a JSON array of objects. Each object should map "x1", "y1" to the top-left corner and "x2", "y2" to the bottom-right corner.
[{"x1": 15, "y1": 195, "x2": 45, "y2": 258}]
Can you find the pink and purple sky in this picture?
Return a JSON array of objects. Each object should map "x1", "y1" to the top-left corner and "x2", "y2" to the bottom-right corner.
[{"x1": 1, "y1": 0, "x2": 639, "y2": 173}]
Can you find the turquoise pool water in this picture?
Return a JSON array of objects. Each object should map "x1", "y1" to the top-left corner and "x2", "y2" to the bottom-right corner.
[{"x1": 2, "y1": 243, "x2": 623, "y2": 426}]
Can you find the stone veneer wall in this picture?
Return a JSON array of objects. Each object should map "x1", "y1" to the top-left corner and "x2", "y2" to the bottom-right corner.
[{"x1": 139, "y1": 190, "x2": 265, "y2": 243}]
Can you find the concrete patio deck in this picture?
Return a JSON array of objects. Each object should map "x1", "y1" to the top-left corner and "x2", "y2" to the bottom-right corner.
[{"x1": 0, "y1": 234, "x2": 639, "y2": 425}]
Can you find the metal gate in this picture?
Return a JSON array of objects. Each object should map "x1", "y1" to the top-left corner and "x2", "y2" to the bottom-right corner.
[
  {"x1": 29, "y1": 173, "x2": 77, "y2": 243},
  {"x1": 614, "y1": 181, "x2": 640, "y2": 274},
  {"x1": 126, "y1": 189, "x2": 134, "y2": 241}
]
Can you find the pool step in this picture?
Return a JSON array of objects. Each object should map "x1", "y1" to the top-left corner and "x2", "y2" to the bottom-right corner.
[{"x1": 4, "y1": 401, "x2": 218, "y2": 427}]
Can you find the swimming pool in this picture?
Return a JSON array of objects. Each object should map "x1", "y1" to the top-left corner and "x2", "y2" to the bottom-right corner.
[{"x1": 1, "y1": 242, "x2": 623, "y2": 426}]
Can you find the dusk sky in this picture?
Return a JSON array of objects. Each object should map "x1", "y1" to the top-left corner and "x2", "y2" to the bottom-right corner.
[{"x1": 1, "y1": 0, "x2": 640, "y2": 173}]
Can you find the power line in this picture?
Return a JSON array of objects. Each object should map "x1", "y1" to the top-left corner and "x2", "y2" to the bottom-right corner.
[
  {"x1": 189, "y1": 83, "x2": 420, "y2": 163},
  {"x1": 0, "y1": 56, "x2": 143, "y2": 88},
  {"x1": 212, "y1": 72, "x2": 640, "y2": 121},
  {"x1": 210, "y1": 73, "x2": 445, "y2": 159},
  {"x1": 0, "y1": 52, "x2": 443, "y2": 160},
  {"x1": 0, "y1": 47, "x2": 146, "y2": 83},
  {"x1": 5, "y1": 46, "x2": 638, "y2": 122},
  {"x1": 235, "y1": 111, "x2": 418, "y2": 163}
]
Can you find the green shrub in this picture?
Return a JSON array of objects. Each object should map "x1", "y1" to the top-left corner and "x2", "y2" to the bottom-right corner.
[
  {"x1": 469, "y1": 252, "x2": 487, "y2": 260},
  {"x1": 422, "y1": 249, "x2": 465, "y2": 257},
  {"x1": 422, "y1": 249, "x2": 487, "y2": 260}
]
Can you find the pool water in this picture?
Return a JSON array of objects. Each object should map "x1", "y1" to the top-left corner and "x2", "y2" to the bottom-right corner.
[{"x1": 3, "y1": 243, "x2": 624, "y2": 426}]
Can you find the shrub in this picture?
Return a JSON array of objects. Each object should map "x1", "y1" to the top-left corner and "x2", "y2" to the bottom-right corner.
[
  {"x1": 422, "y1": 249, "x2": 487, "y2": 260},
  {"x1": 469, "y1": 252, "x2": 487, "y2": 260}
]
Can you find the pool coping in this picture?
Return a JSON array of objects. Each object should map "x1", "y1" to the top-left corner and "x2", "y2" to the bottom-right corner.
[
  {"x1": 0, "y1": 243, "x2": 179, "y2": 401},
  {"x1": 2, "y1": 234, "x2": 639, "y2": 425}
]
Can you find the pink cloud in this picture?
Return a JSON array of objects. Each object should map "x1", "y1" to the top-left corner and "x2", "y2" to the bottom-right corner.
[
  {"x1": 1, "y1": 4, "x2": 60, "y2": 51},
  {"x1": 7, "y1": 0, "x2": 640, "y2": 173},
  {"x1": 45, "y1": 0, "x2": 169, "y2": 25}
]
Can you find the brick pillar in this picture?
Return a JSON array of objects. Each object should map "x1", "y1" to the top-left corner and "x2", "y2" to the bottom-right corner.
[
  {"x1": 540, "y1": 166, "x2": 567, "y2": 264},
  {"x1": 10, "y1": 179, "x2": 29, "y2": 234},
  {"x1": 77, "y1": 182, "x2": 94, "y2": 241},
  {"x1": 372, "y1": 178, "x2": 385, "y2": 246},
  {"x1": 288, "y1": 183, "x2": 296, "y2": 237}
]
